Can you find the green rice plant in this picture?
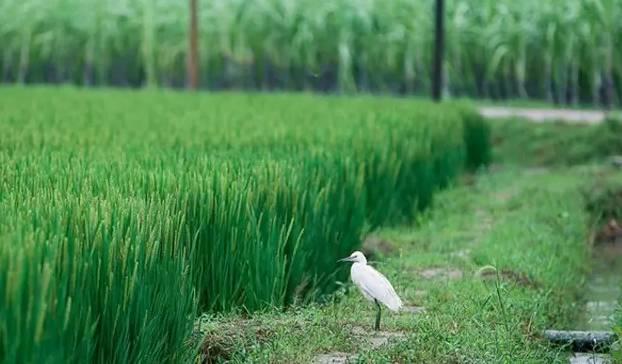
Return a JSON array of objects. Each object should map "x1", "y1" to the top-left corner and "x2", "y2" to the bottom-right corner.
[
  {"x1": 0, "y1": 86, "x2": 489, "y2": 363},
  {"x1": 0, "y1": 187, "x2": 198, "y2": 363},
  {"x1": 452, "y1": 102, "x2": 492, "y2": 170}
]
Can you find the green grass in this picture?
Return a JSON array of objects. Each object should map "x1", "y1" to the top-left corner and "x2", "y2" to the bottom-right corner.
[
  {"x1": 192, "y1": 117, "x2": 622, "y2": 362},
  {"x1": 196, "y1": 167, "x2": 593, "y2": 363},
  {"x1": 5, "y1": 85, "x2": 619, "y2": 362},
  {"x1": 490, "y1": 116, "x2": 622, "y2": 166},
  {"x1": 616, "y1": 313, "x2": 622, "y2": 362},
  {"x1": 0, "y1": 86, "x2": 489, "y2": 363}
]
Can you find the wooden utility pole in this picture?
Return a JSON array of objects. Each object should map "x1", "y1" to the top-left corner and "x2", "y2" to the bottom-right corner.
[
  {"x1": 432, "y1": 0, "x2": 444, "y2": 102},
  {"x1": 187, "y1": 0, "x2": 199, "y2": 89}
]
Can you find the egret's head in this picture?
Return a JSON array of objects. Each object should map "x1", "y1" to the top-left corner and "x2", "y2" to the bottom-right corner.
[{"x1": 338, "y1": 251, "x2": 367, "y2": 264}]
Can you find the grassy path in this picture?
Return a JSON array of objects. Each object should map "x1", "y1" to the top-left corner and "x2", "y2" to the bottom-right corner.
[{"x1": 197, "y1": 166, "x2": 598, "y2": 363}]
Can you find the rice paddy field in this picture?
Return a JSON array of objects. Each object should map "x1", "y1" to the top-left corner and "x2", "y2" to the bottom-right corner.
[
  {"x1": 1, "y1": 0, "x2": 621, "y2": 105},
  {"x1": 2, "y1": 0, "x2": 622, "y2": 363},
  {"x1": 1, "y1": 87, "x2": 622, "y2": 363},
  {"x1": 3, "y1": 86, "x2": 620, "y2": 364},
  {"x1": 0, "y1": 86, "x2": 491, "y2": 363}
]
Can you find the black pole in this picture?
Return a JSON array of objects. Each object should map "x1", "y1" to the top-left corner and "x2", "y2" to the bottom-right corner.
[
  {"x1": 432, "y1": 0, "x2": 444, "y2": 102},
  {"x1": 187, "y1": 0, "x2": 199, "y2": 90}
]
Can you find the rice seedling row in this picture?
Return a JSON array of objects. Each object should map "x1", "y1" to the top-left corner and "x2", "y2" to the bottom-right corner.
[{"x1": 0, "y1": 87, "x2": 490, "y2": 363}]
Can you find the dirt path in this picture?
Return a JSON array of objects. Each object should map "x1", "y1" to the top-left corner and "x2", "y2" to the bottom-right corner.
[{"x1": 479, "y1": 106, "x2": 606, "y2": 123}]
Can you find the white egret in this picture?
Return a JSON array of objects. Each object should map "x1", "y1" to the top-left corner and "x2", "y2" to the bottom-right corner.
[{"x1": 339, "y1": 251, "x2": 402, "y2": 330}]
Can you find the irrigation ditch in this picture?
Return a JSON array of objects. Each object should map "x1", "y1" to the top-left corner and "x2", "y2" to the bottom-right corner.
[{"x1": 545, "y1": 176, "x2": 622, "y2": 363}]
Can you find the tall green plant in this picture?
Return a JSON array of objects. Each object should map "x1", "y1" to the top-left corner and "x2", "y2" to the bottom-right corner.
[
  {"x1": 0, "y1": 0, "x2": 620, "y2": 104},
  {"x1": 0, "y1": 87, "x2": 489, "y2": 363}
]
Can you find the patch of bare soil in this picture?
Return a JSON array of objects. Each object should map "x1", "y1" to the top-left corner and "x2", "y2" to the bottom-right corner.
[
  {"x1": 195, "y1": 317, "x2": 276, "y2": 364},
  {"x1": 493, "y1": 191, "x2": 514, "y2": 202},
  {"x1": 362, "y1": 235, "x2": 397, "y2": 259},
  {"x1": 450, "y1": 249, "x2": 471, "y2": 259},
  {"x1": 313, "y1": 352, "x2": 359, "y2": 364},
  {"x1": 461, "y1": 174, "x2": 477, "y2": 186},
  {"x1": 476, "y1": 267, "x2": 541, "y2": 289},
  {"x1": 418, "y1": 267, "x2": 464, "y2": 280},
  {"x1": 474, "y1": 209, "x2": 494, "y2": 235},
  {"x1": 594, "y1": 219, "x2": 622, "y2": 244},
  {"x1": 401, "y1": 305, "x2": 426, "y2": 315},
  {"x1": 351, "y1": 326, "x2": 406, "y2": 349}
]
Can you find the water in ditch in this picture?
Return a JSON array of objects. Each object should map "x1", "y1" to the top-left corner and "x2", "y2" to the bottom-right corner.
[{"x1": 576, "y1": 242, "x2": 622, "y2": 332}]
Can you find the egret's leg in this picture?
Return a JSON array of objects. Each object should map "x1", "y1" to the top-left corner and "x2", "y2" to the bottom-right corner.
[{"x1": 374, "y1": 300, "x2": 382, "y2": 331}]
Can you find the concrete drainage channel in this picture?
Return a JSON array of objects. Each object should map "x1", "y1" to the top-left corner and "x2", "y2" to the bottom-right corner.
[{"x1": 544, "y1": 224, "x2": 622, "y2": 363}]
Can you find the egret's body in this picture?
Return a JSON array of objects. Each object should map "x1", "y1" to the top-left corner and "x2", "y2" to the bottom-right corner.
[{"x1": 339, "y1": 251, "x2": 402, "y2": 330}]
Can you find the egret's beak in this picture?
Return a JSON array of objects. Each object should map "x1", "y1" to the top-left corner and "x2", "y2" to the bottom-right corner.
[{"x1": 338, "y1": 256, "x2": 353, "y2": 263}]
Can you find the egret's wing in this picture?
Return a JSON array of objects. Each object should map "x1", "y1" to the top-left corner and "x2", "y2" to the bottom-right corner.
[{"x1": 351, "y1": 264, "x2": 402, "y2": 312}]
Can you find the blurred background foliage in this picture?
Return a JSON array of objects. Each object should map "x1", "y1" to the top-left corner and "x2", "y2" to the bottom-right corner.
[{"x1": 0, "y1": 0, "x2": 621, "y2": 105}]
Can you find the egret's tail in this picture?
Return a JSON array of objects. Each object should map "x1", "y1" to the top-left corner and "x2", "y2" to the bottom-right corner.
[{"x1": 383, "y1": 295, "x2": 403, "y2": 312}]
